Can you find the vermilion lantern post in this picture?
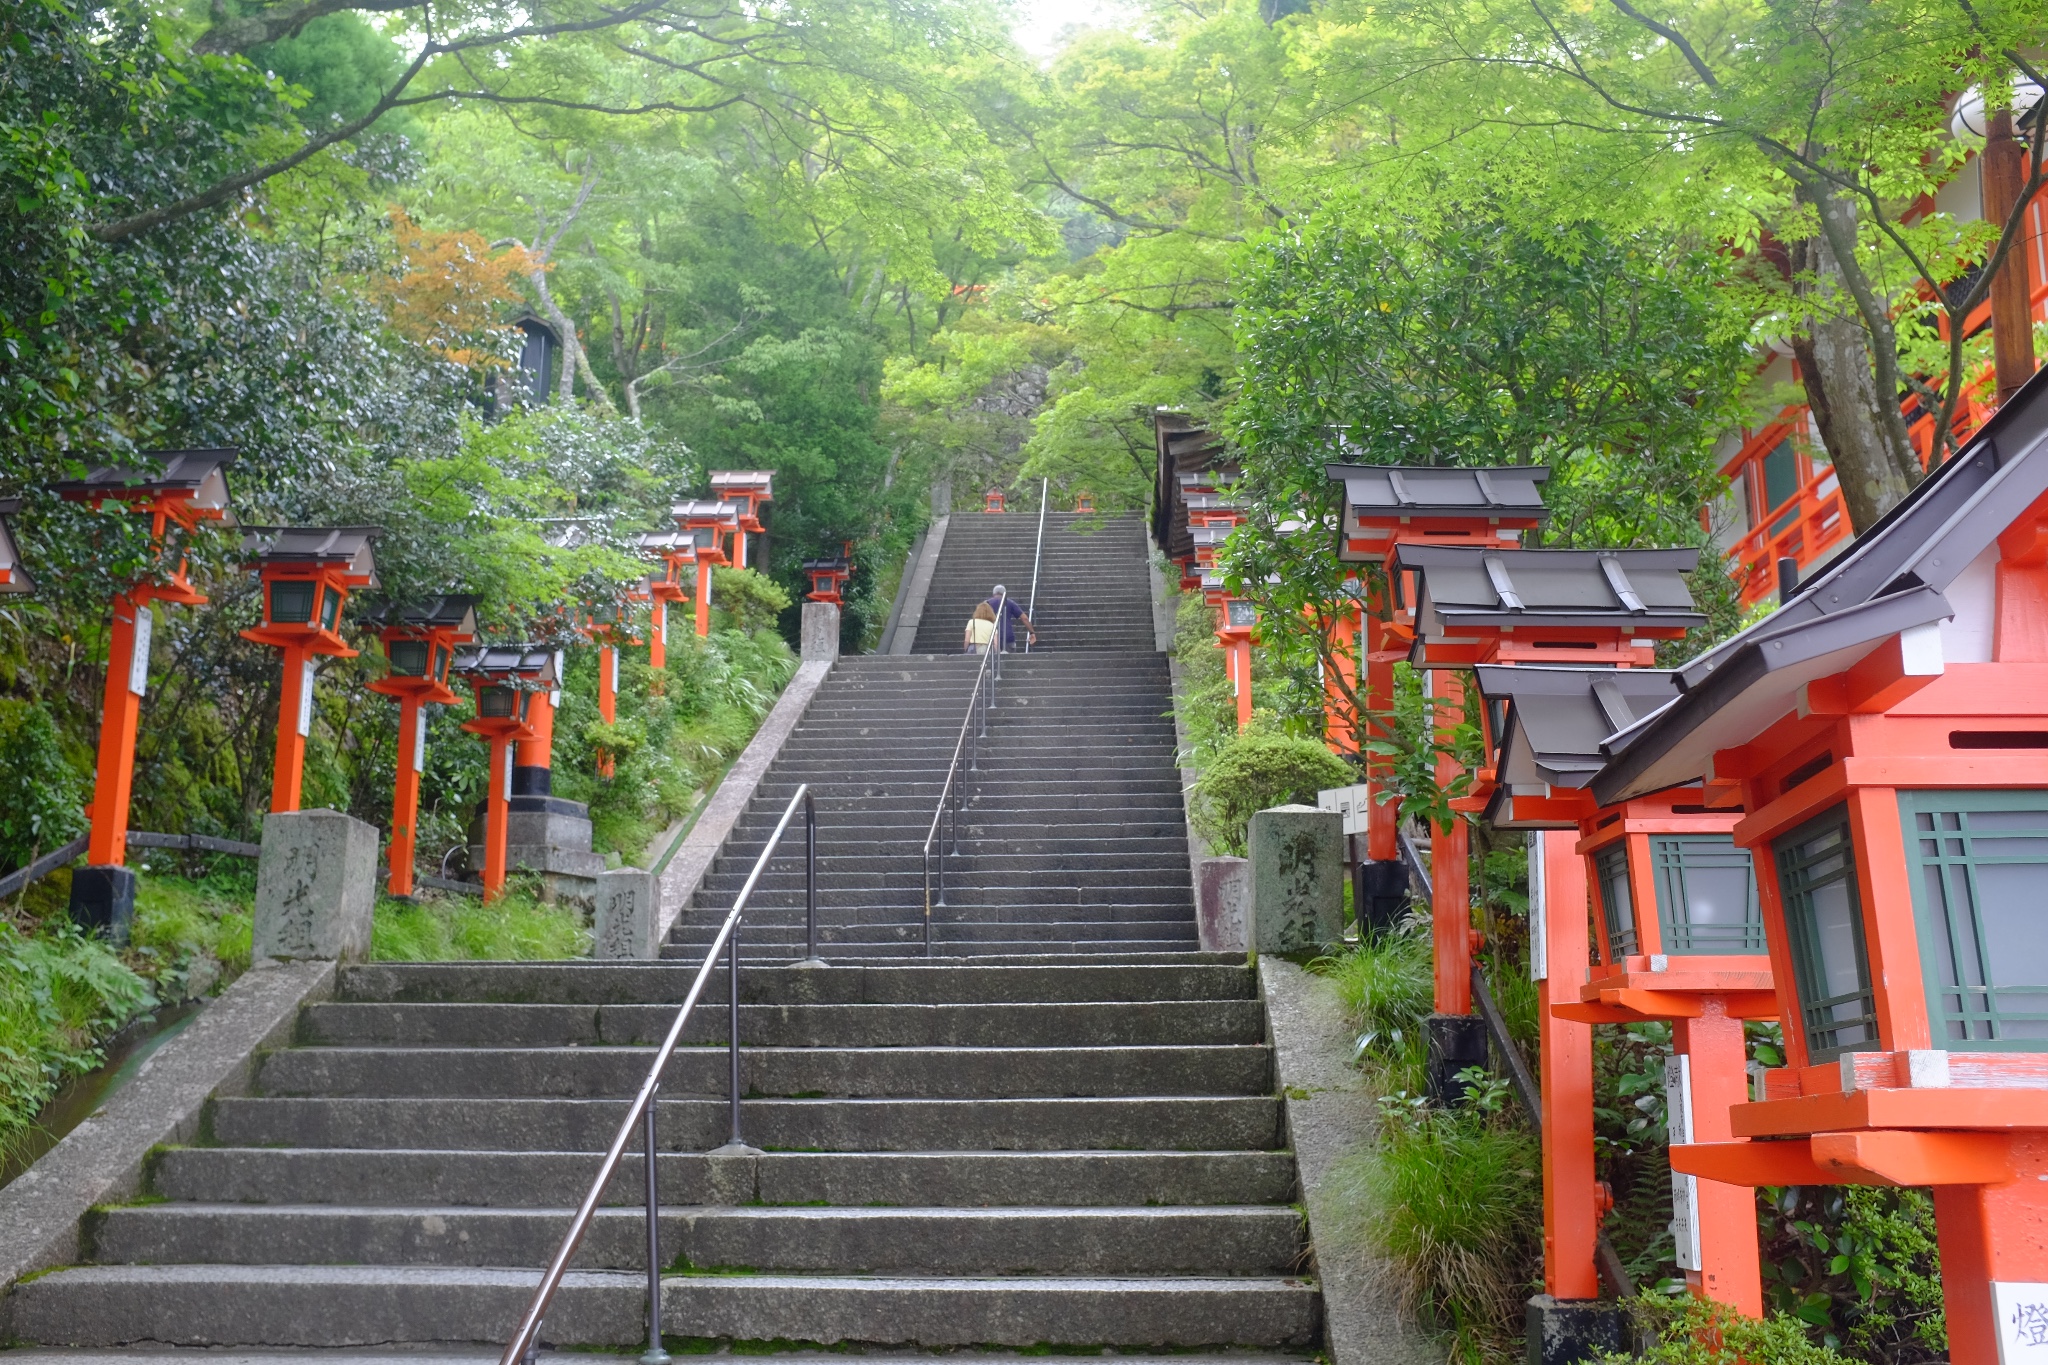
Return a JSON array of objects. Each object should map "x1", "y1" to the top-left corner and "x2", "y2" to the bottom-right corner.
[
  {"x1": 239, "y1": 528, "x2": 380, "y2": 813},
  {"x1": 1074, "y1": 490, "x2": 1095, "y2": 514},
  {"x1": 637, "y1": 529, "x2": 693, "y2": 670},
  {"x1": 367, "y1": 597, "x2": 476, "y2": 897},
  {"x1": 55, "y1": 452, "x2": 236, "y2": 938},
  {"x1": 674, "y1": 501, "x2": 739, "y2": 638},
  {"x1": 1476, "y1": 664, "x2": 1773, "y2": 1321},
  {"x1": 708, "y1": 471, "x2": 773, "y2": 570},
  {"x1": 984, "y1": 488, "x2": 1006, "y2": 514},
  {"x1": 804, "y1": 555, "x2": 851, "y2": 606},
  {"x1": 454, "y1": 645, "x2": 558, "y2": 902}
]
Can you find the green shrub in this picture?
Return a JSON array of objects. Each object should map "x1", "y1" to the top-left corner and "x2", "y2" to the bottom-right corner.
[
  {"x1": 1606, "y1": 1291, "x2": 1862, "y2": 1365},
  {"x1": 707, "y1": 567, "x2": 793, "y2": 634},
  {"x1": 0, "y1": 700, "x2": 87, "y2": 873},
  {"x1": 1188, "y1": 728, "x2": 1354, "y2": 856},
  {"x1": 371, "y1": 883, "x2": 590, "y2": 961},
  {"x1": 0, "y1": 922, "x2": 155, "y2": 1163},
  {"x1": 1344, "y1": 1093, "x2": 1543, "y2": 1361},
  {"x1": 1318, "y1": 925, "x2": 1433, "y2": 1071}
]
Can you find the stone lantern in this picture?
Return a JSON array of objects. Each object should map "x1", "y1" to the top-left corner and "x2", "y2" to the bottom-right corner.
[
  {"x1": 240, "y1": 527, "x2": 380, "y2": 814},
  {"x1": 55, "y1": 451, "x2": 236, "y2": 939},
  {"x1": 367, "y1": 596, "x2": 476, "y2": 897}
]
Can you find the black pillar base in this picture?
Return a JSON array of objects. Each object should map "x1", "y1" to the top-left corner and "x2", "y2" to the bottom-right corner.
[
  {"x1": 1526, "y1": 1295, "x2": 1627, "y2": 1365},
  {"x1": 1425, "y1": 1012, "x2": 1489, "y2": 1106},
  {"x1": 68, "y1": 864, "x2": 137, "y2": 946},
  {"x1": 511, "y1": 765, "x2": 552, "y2": 798},
  {"x1": 1354, "y1": 859, "x2": 1412, "y2": 935}
]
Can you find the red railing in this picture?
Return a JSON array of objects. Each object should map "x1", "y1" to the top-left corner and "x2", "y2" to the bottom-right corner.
[{"x1": 1725, "y1": 467, "x2": 1851, "y2": 608}]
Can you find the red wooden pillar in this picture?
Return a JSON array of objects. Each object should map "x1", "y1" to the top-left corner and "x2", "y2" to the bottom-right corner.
[
  {"x1": 694, "y1": 560, "x2": 713, "y2": 637},
  {"x1": 390, "y1": 691, "x2": 426, "y2": 892},
  {"x1": 1536, "y1": 829, "x2": 1603, "y2": 1300},
  {"x1": 1431, "y1": 669, "x2": 1472, "y2": 1015},
  {"x1": 1984, "y1": 110, "x2": 2039, "y2": 405},
  {"x1": 649, "y1": 598, "x2": 668, "y2": 670},
  {"x1": 270, "y1": 640, "x2": 317, "y2": 813},
  {"x1": 482, "y1": 728, "x2": 515, "y2": 900},
  {"x1": 86, "y1": 589, "x2": 156, "y2": 865},
  {"x1": 369, "y1": 599, "x2": 474, "y2": 898},
  {"x1": 1671, "y1": 1003, "x2": 1763, "y2": 1315},
  {"x1": 1364, "y1": 596, "x2": 1401, "y2": 864}
]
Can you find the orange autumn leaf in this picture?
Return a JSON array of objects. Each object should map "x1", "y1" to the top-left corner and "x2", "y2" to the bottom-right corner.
[{"x1": 373, "y1": 207, "x2": 538, "y2": 368}]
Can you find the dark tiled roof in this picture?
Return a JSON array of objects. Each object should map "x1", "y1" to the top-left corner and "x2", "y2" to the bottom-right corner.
[
  {"x1": 1394, "y1": 544, "x2": 1704, "y2": 633},
  {"x1": 452, "y1": 645, "x2": 559, "y2": 682},
  {"x1": 374, "y1": 595, "x2": 478, "y2": 634},
  {"x1": 1593, "y1": 362, "x2": 2048, "y2": 804},
  {"x1": 242, "y1": 526, "x2": 381, "y2": 578},
  {"x1": 1327, "y1": 463, "x2": 1550, "y2": 518}
]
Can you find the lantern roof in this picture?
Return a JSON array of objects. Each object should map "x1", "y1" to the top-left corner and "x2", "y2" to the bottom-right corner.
[
  {"x1": 673, "y1": 500, "x2": 741, "y2": 526},
  {"x1": 1326, "y1": 462, "x2": 1551, "y2": 521},
  {"x1": 242, "y1": 526, "x2": 381, "y2": 585},
  {"x1": 1190, "y1": 525, "x2": 1237, "y2": 549},
  {"x1": 1472, "y1": 664, "x2": 1681, "y2": 797},
  {"x1": 1391, "y1": 544, "x2": 1704, "y2": 633},
  {"x1": 56, "y1": 450, "x2": 237, "y2": 517},
  {"x1": 374, "y1": 595, "x2": 477, "y2": 636},
  {"x1": 0, "y1": 498, "x2": 33, "y2": 594},
  {"x1": 802, "y1": 556, "x2": 850, "y2": 574},
  {"x1": 452, "y1": 644, "x2": 560, "y2": 685},
  {"x1": 1594, "y1": 363, "x2": 2048, "y2": 806},
  {"x1": 709, "y1": 471, "x2": 774, "y2": 497}
]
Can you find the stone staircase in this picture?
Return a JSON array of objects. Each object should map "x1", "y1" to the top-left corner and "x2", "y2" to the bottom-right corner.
[
  {"x1": 668, "y1": 507, "x2": 1194, "y2": 962},
  {"x1": 7, "y1": 958, "x2": 1317, "y2": 1354},
  {"x1": 910, "y1": 512, "x2": 1157, "y2": 654}
]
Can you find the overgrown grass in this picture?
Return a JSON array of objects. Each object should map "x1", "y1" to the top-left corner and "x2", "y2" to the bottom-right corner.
[
  {"x1": 371, "y1": 880, "x2": 589, "y2": 961},
  {"x1": 0, "y1": 920, "x2": 155, "y2": 1166}
]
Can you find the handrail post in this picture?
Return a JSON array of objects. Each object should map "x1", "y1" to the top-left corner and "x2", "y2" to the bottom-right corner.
[
  {"x1": 1025, "y1": 477, "x2": 1047, "y2": 654},
  {"x1": 923, "y1": 850, "x2": 933, "y2": 957},
  {"x1": 639, "y1": 1086, "x2": 668, "y2": 1365},
  {"x1": 795, "y1": 787, "x2": 825, "y2": 970},
  {"x1": 725, "y1": 924, "x2": 744, "y2": 1148}
]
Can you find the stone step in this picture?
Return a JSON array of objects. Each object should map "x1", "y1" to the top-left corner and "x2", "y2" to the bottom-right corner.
[
  {"x1": 664, "y1": 938, "x2": 1205, "y2": 962},
  {"x1": 151, "y1": 1148, "x2": 1298, "y2": 1209},
  {"x1": 90, "y1": 1204, "x2": 1303, "y2": 1274},
  {"x1": 208, "y1": 1095, "x2": 1283, "y2": 1153},
  {"x1": 297, "y1": 999, "x2": 1265, "y2": 1048},
  {"x1": 254, "y1": 1044, "x2": 1272, "y2": 1100},
  {"x1": 9, "y1": 1265, "x2": 1321, "y2": 1349},
  {"x1": 333, "y1": 963, "x2": 1253, "y2": 1006}
]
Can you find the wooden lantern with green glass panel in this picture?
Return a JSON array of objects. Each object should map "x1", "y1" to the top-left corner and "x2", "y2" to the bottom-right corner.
[
  {"x1": 1591, "y1": 364, "x2": 2048, "y2": 1365},
  {"x1": 1477, "y1": 663, "x2": 1777, "y2": 1318}
]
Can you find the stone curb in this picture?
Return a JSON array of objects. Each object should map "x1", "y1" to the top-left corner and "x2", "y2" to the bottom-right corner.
[
  {"x1": 1150, "y1": 550, "x2": 1216, "y2": 937},
  {"x1": 655, "y1": 656, "x2": 834, "y2": 946},
  {"x1": 1259, "y1": 956, "x2": 1436, "y2": 1365},
  {"x1": 0, "y1": 957, "x2": 335, "y2": 1334},
  {"x1": 885, "y1": 514, "x2": 949, "y2": 654}
]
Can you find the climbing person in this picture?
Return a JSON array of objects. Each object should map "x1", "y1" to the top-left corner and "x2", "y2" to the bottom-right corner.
[
  {"x1": 964, "y1": 602, "x2": 998, "y2": 654},
  {"x1": 985, "y1": 584, "x2": 1035, "y2": 650}
]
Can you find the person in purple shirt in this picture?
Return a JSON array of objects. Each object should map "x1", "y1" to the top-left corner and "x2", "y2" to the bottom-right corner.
[{"x1": 985, "y1": 585, "x2": 1036, "y2": 650}]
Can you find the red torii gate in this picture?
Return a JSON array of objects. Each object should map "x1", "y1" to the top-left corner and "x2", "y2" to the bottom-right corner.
[
  {"x1": 1595, "y1": 365, "x2": 2048, "y2": 1365},
  {"x1": 239, "y1": 527, "x2": 380, "y2": 814},
  {"x1": 368, "y1": 597, "x2": 476, "y2": 897},
  {"x1": 55, "y1": 452, "x2": 236, "y2": 939}
]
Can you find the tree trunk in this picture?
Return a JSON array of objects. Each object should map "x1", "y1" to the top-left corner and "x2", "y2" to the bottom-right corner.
[{"x1": 1789, "y1": 220, "x2": 1921, "y2": 531}]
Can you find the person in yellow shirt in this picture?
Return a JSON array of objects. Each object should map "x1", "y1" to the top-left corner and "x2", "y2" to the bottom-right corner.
[{"x1": 963, "y1": 602, "x2": 998, "y2": 653}]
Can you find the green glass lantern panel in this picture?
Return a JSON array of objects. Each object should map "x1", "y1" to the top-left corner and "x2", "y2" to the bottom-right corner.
[
  {"x1": 1774, "y1": 805, "x2": 1876, "y2": 1060},
  {"x1": 431, "y1": 645, "x2": 447, "y2": 681},
  {"x1": 269, "y1": 580, "x2": 315, "y2": 625},
  {"x1": 1901, "y1": 789, "x2": 2048, "y2": 1050},
  {"x1": 1652, "y1": 835, "x2": 1765, "y2": 955},
  {"x1": 387, "y1": 640, "x2": 430, "y2": 677},
  {"x1": 478, "y1": 686, "x2": 517, "y2": 718},
  {"x1": 1595, "y1": 842, "x2": 1637, "y2": 961},
  {"x1": 319, "y1": 586, "x2": 339, "y2": 630}
]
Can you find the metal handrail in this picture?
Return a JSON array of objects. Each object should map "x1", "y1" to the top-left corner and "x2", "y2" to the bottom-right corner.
[
  {"x1": 922, "y1": 590, "x2": 1003, "y2": 954},
  {"x1": 1024, "y1": 477, "x2": 1048, "y2": 653},
  {"x1": 499, "y1": 784, "x2": 817, "y2": 1365}
]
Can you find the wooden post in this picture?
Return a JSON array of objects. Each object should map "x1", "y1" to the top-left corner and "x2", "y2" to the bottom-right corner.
[
  {"x1": 85, "y1": 590, "x2": 151, "y2": 867},
  {"x1": 1231, "y1": 635, "x2": 1254, "y2": 731},
  {"x1": 695, "y1": 561, "x2": 712, "y2": 637},
  {"x1": 388, "y1": 692, "x2": 425, "y2": 897},
  {"x1": 1983, "y1": 111, "x2": 2039, "y2": 406},
  {"x1": 1536, "y1": 829, "x2": 1603, "y2": 1300},
  {"x1": 483, "y1": 732, "x2": 513, "y2": 902},
  {"x1": 270, "y1": 641, "x2": 315, "y2": 813},
  {"x1": 516, "y1": 688, "x2": 556, "y2": 795},
  {"x1": 649, "y1": 598, "x2": 667, "y2": 670},
  {"x1": 597, "y1": 644, "x2": 617, "y2": 779},
  {"x1": 1431, "y1": 670, "x2": 1472, "y2": 1015},
  {"x1": 1672, "y1": 1003, "x2": 1763, "y2": 1315}
]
